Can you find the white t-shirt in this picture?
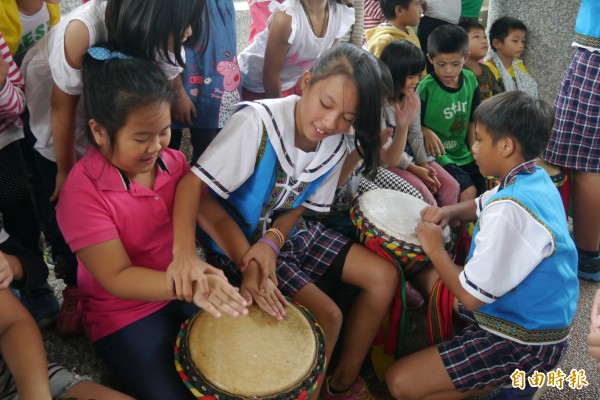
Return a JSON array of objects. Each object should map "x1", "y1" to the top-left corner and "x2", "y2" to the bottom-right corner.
[
  {"x1": 423, "y1": 0, "x2": 461, "y2": 24},
  {"x1": 238, "y1": 0, "x2": 355, "y2": 93},
  {"x1": 459, "y1": 187, "x2": 555, "y2": 304},
  {"x1": 193, "y1": 96, "x2": 347, "y2": 213},
  {"x1": 17, "y1": 4, "x2": 51, "y2": 58},
  {"x1": 21, "y1": 0, "x2": 185, "y2": 162},
  {"x1": 21, "y1": 0, "x2": 108, "y2": 162}
]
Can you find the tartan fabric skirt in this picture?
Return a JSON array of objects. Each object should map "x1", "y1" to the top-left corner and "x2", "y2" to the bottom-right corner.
[
  {"x1": 543, "y1": 48, "x2": 600, "y2": 173},
  {"x1": 207, "y1": 220, "x2": 351, "y2": 296},
  {"x1": 437, "y1": 307, "x2": 568, "y2": 392}
]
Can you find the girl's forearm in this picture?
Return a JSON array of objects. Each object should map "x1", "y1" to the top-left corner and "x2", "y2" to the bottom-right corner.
[{"x1": 173, "y1": 172, "x2": 205, "y2": 257}]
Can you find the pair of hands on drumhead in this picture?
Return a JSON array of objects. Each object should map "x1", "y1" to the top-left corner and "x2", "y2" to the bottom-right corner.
[
  {"x1": 166, "y1": 255, "x2": 250, "y2": 319},
  {"x1": 416, "y1": 206, "x2": 451, "y2": 257},
  {"x1": 240, "y1": 243, "x2": 288, "y2": 321},
  {"x1": 166, "y1": 244, "x2": 288, "y2": 320}
]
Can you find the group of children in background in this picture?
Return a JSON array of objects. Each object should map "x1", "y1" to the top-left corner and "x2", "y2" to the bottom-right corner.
[{"x1": 0, "y1": 0, "x2": 597, "y2": 399}]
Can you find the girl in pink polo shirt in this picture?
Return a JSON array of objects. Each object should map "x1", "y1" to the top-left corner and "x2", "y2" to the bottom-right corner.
[{"x1": 56, "y1": 45, "x2": 247, "y2": 400}]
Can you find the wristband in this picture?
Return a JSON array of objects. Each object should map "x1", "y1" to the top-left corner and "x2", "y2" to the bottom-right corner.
[
  {"x1": 258, "y1": 238, "x2": 280, "y2": 256},
  {"x1": 266, "y1": 227, "x2": 285, "y2": 248}
]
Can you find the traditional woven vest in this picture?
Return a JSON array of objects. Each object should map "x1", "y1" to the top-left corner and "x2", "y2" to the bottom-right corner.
[{"x1": 467, "y1": 168, "x2": 578, "y2": 345}]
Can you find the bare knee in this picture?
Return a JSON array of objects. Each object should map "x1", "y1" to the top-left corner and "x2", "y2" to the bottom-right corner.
[
  {"x1": 459, "y1": 185, "x2": 476, "y2": 202},
  {"x1": 385, "y1": 364, "x2": 418, "y2": 400},
  {"x1": 315, "y1": 303, "x2": 343, "y2": 339},
  {"x1": 368, "y1": 258, "x2": 400, "y2": 299}
]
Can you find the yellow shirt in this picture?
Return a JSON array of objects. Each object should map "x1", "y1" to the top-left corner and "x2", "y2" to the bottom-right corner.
[
  {"x1": 365, "y1": 24, "x2": 421, "y2": 58},
  {"x1": 484, "y1": 58, "x2": 530, "y2": 92},
  {"x1": 0, "y1": 0, "x2": 60, "y2": 56}
]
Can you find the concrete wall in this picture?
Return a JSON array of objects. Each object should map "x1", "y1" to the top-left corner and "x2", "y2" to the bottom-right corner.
[{"x1": 487, "y1": 0, "x2": 581, "y2": 105}]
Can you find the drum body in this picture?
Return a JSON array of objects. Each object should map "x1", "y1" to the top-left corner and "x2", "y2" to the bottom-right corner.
[
  {"x1": 485, "y1": 158, "x2": 566, "y2": 191},
  {"x1": 175, "y1": 303, "x2": 326, "y2": 399},
  {"x1": 350, "y1": 189, "x2": 452, "y2": 279}
]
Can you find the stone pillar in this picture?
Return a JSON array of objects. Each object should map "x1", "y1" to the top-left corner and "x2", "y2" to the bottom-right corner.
[{"x1": 487, "y1": 0, "x2": 581, "y2": 104}]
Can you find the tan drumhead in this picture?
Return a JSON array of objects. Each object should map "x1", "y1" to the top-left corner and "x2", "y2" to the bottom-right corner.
[
  {"x1": 188, "y1": 304, "x2": 317, "y2": 397},
  {"x1": 358, "y1": 189, "x2": 451, "y2": 245}
]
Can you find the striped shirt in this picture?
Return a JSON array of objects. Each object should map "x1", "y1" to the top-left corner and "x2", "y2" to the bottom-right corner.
[
  {"x1": 363, "y1": 0, "x2": 384, "y2": 30},
  {"x1": 0, "y1": 33, "x2": 25, "y2": 135}
]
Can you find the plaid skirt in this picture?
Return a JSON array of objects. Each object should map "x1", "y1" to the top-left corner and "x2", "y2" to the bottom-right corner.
[
  {"x1": 543, "y1": 48, "x2": 600, "y2": 172},
  {"x1": 438, "y1": 307, "x2": 568, "y2": 392},
  {"x1": 207, "y1": 220, "x2": 351, "y2": 296}
]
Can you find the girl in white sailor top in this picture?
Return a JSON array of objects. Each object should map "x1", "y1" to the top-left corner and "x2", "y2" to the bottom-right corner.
[{"x1": 170, "y1": 44, "x2": 399, "y2": 399}]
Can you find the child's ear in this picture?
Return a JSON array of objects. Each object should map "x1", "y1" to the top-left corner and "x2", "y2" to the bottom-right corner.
[
  {"x1": 89, "y1": 119, "x2": 109, "y2": 147},
  {"x1": 427, "y1": 54, "x2": 433, "y2": 65},
  {"x1": 491, "y1": 38, "x2": 501, "y2": 51},
  {"x1": 300, "y1": 70, "x2": 311, "y2": 91},
  {"x1": 501, "y1": 136, "x2": 516, "y2": 157}
]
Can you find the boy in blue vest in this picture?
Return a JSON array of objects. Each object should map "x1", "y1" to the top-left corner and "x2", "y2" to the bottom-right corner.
[{"x1": 385, "y1": 91, "x2": 579, "y2": 400}]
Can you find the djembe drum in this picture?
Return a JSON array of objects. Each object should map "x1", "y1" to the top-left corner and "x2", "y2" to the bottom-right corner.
[
  {"x1": 485, "y1": 158, "x2": 566, "y2": 191},
  {"x1": 175, "y1": 303, "x2": 326, "y2": 399},
  {"x1": 350, "y1": 189, "x2": 452, "y2": 279}
]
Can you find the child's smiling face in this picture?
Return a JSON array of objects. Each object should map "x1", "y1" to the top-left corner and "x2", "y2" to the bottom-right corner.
[
  {"x1": 295, "y1": 72, "x2": 358, "y2": 152},
  {"x1": 91, "y1": 101, "x2": 172, "y2": 180}
]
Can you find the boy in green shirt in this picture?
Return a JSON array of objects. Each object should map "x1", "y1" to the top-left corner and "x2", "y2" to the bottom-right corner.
[{"x1": 418, "y1": 24, "x2": 483, "y2": 201}]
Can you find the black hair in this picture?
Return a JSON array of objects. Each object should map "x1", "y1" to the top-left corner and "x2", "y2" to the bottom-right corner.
[
  {"x1": 309, "y1": 43, "x2": 386, "y2": 178},
  {"x1": 379, "y1": 0, "x2": 411, "y2": 20},
  {"x1": 427, "y1": 24, "x2": 469, "y2": 57},
  {"x1": 489, "y1": 16, "x2": 528, "y2": 52},
  {"x1": 458, "y1": 18, "x2": 486, "y2": 34},
  {"x1": 105, "y1": 0, "x2": 209, "y2": 67},
  {"x1": 82, "y1": 42, "x2": 175, "y2": 154},
  {"x1": 474, "y1": 91, "x2": 553, "y2": 160},
  {"x1": 380, "y1": 40, "x2": 425, "y2": 101}
]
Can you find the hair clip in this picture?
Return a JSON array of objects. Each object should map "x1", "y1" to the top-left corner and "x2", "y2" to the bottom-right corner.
[{"x1": 87, "y1": 47, "x2": 132, "y2": 61}]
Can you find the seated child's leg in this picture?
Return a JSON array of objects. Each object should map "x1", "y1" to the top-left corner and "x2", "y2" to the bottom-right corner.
[
  {"x1": 293, "y1": 283, "x2": 343, "y2": 374},
  {"x1": 385, "y1": 345, "x2": 488, "y2": 400},
  {"x1": 49, "y1": 364, "x2": 133, "y2": 400},
  {"x1": 388, "y1": 166, "x2": 437, "y2": 206},
  {"x1": 327, "y1": 243, "x2": 399, "y2": 391},
  {"x1": 459, "y1": 185, "x2": 477, "y2": 203},
  {"x1": 460, "y1": 160, "x2": 486, "y2": 195},
  {"x1": 409, "y1": 266, "x2": 440, "y2": 299},
  {"x1": 429, "y1": 162, "x2": 460, "y2": 207},
  {"x1": 370, "y1": 167, "x2": 424, "y2": 201},
  {"x1": 442, "y1": 163, "x2": 477, "y2": 203},
  {"x1": 93, "y1": 301, "x2": 198, "y2": 400}
]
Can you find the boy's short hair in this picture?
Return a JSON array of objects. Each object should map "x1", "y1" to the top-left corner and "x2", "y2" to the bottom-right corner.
[
  {"x1": 427, "y1": 25, "x2": 469, "y2": 57},
  {"x1": 489, "y1": 16, "x2": 528, "y2": 52},
  {"x1": 458, "y1": 19, "x2": 485, "y2": 34},
  {"x1": 379, "y1": 0, "x2": 411, "y2": 20},
  {"x1": 474, "y1": 91, "x2": 554, "y2": 160}
]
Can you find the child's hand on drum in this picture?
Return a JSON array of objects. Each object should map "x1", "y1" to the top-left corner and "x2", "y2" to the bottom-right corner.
[
  {"x1": 166, "y1": 254, "x2": 228, "y2": 302},
  {"x1": 415, "y1": 222, "x2": 446, "y2": 257},
  {"x1": 588, "y1": 288, "x2": 600, "y2": 371},
  {"x1": 241, "y1": 242, "x2": 278, "y2": 292},
  {"x1": 420, "y1": 205, "x2": 450, "y2": 227},
  {"x1": 241, "y1": 261, "x2": 287, "y2": 320},
  {"x1": 194, "y1": 275, "x2": 249, "y2": 318}
]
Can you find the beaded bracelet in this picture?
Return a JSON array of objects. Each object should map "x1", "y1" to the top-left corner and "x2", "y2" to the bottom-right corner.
[
  {"x1": 265, "y1": 227, "x2": 285, "y2": 248},
  {"x1": 258, "y1": 237, "x2": 280, "y2": 256}
]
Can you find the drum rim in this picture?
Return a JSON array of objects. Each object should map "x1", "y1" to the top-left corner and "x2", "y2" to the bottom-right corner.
[
  {"x1": 350, "y1": 195, "x2": 451, "y2": 258},
  {"x1": 174, "y1": 302, "x2": 327, "y2": 400}
]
